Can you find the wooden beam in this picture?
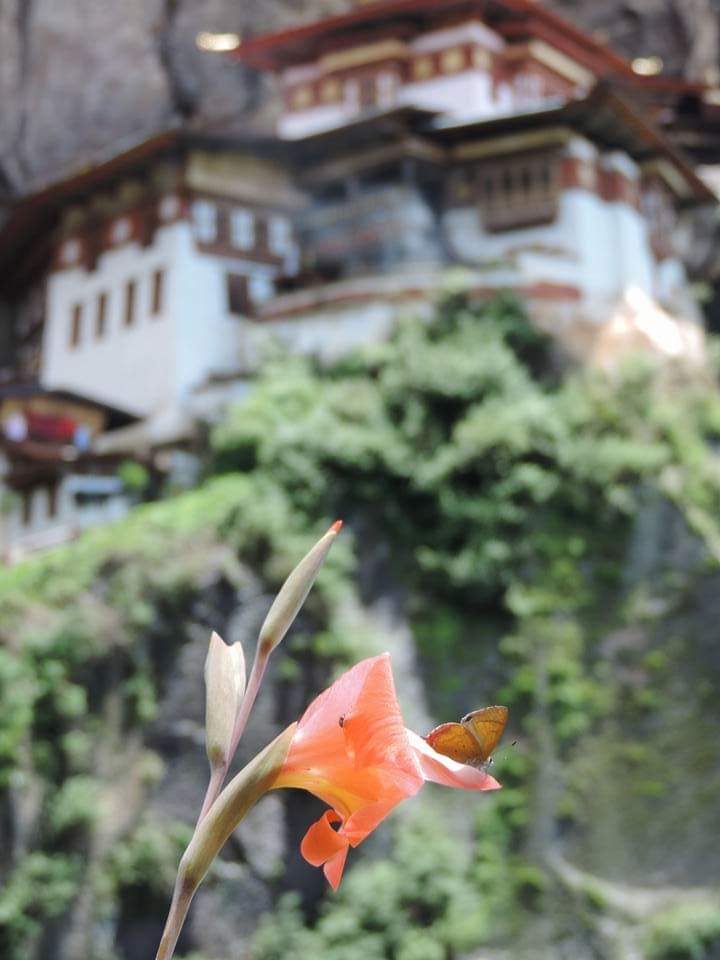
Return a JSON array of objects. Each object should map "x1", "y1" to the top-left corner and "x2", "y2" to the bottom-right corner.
[{"x1": 296, "y1": 137, "x2": 445, "y2": 185}]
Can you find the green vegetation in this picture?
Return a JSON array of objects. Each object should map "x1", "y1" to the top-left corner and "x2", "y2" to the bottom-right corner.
[
  {"x1": 0, "y1": 478, "x2": 353, "y2": 958},
  {"x1": 0, "y1": 853, "x2": 81, "y2": 959},
  {"x1": 2, "y1": 292, "x2": 720, "y2": 958},
  {"x1": 253, "y1": 806, "x2": 515, "y2": 960},
  {"x1": 108, "y1": 819, "x2": 193, "y2": 896},
  {"x1": 645, "y1": 902, "x2": 720, "y2": 959}
]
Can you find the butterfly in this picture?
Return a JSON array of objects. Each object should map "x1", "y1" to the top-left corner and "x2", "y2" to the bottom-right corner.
[{"x1": 424, "y1": 705, "x2": 508, "y2": 769}]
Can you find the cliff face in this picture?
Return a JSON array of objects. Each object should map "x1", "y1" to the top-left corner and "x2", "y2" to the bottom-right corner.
[{"x1": 0, "y1": 0, "x2": 718, "y2": 193}]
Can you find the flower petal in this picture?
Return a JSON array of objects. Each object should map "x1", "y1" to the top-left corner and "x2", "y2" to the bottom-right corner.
[
  {"x1": 300, "y1": 810, "x2": 348, "y2": 867},
  {"x1": 323, "y1": 846, "x2": 349, "y2": 891},
  {"x1": 297, "y1": 656, "x2": 382, "y2": 741},
  {"x1": 406, "y1": 729, "x2": 502, "y2": 791},
  {"x1": 279, "y1": 654, "x2": 424, "y2": 806},
  {"x1": 340, "y1": 656, "x2": 423, "y2": 793}
]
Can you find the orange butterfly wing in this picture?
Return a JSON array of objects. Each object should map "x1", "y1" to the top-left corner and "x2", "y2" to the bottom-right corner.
[
  {"x1": 425, "y1": 722, "x2": 481, "y2": 765},
  {"x1": 462, "y1": 705, "x2": 508, "y2": 763},
  {"x1": 425, "y1": 706, "x2": 509, "y2": 768}
]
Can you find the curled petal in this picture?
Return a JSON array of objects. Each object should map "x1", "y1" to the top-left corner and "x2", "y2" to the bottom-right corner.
[
  {"x1": 406, "y1": 729, "x2": 501, "y2": 791},
  {"x1": 300, "y1": 810, "x2": 350, "y2": 891},
  {"x1": 301, "y1": 810, "x2": 348, "y2": 867}
]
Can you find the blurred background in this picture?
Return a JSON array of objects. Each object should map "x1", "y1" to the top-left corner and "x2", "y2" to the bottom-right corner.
[{"x1": 1, "y1": 2, "x2": 720, "y2": 959}]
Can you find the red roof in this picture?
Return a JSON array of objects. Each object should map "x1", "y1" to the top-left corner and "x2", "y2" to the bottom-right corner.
[
  {"x1": 0, "y1": 126, "x2": 278, "y2": 295},
  {"x1": 0, "y1": 129, "x2": 184, "y2": 296},
  {"x1": 232, "y1": 0, "x2": 710, "y2": 117},
  {"x1": 233, "y1": 0, "x2": 635, "y2": 78}
]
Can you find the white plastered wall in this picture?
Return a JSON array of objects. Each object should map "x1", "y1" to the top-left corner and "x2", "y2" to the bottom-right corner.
[
  {"x1": 398, "y1": 72, "x2": 497, "y2": 120},
  {"x1": 244, "y1": 300, "x2": 397, "y2": 365},
  {"x1": 442, "y1": 138, "x2": 658, "y2": 317},
  {"x1": 42, "y1": 222, "x2": 245, "y2": 416}
]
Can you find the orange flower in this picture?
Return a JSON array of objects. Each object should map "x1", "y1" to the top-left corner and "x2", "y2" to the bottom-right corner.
[{"x1": 271, "y1": 653, "x2": 500, "y2": 889}]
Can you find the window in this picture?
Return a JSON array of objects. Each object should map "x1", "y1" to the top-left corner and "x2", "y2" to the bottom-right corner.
[
  {"x1": 226, "y1": 272, "x2": 274, "y2": 315},
  {"x1": 69, "y1": 303, "x2": 83, "y2": 348},
  {"x1": 320, "y1": 77, "x2": 342, "y2": 102},
  {"x1": 226, "y1": 274, "x2": 249, "y2": 316},
  {"x1": 377, "y1": 71, "x2": 397, "y2": 108},
  {"x1": 268, "y1": 216, "x2": 291, "y2": 256},
  {"x1": 158, "y1": 194, "x2": 181, "y2": 222},
  {"x1": 151, "y1": 269, "x2": 164, "y2": 316},
  {"x1": 124, "y1": 280, "x2": 137, "y2": 328},
  {"x1": 255, "y1": 218, "x2": 269, "y2": 253},
  {"x1": 440, "y1": 47, "x2": 465, "y2": 74},
  {"x1": 110, "y1": 217, "x2": 132, "y2": 245},
  {"x1": 290, "y1": 85, "x2": 313, "y2": 110},
  {"x1": 230, "y1": 209, "x2": 255, "y2": 250},
  {"x1": 359, "y1": 75, "x2": 378, "y2": 109},
  {"x1": 249, "y1": 273, "x2": 274, "y2": 306},
  {"x1": 477, "y1": 151, "x2": 558, "y2": 231},
  {"x1": 96, "y1": 292, "x2": 108, "y2": 339},
  {"x1": 192, "y1": 200, "x2": 217, "y2": 243},
  {"x1": 413, "y1": 56, "x2": 434, "y2": 80},
  {"x1": 61, "y1": 239, "x2": 81, "y2": 266}
]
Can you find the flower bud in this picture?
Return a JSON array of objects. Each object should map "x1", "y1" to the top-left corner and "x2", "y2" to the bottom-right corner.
[
  {"x1": 257, "y1": 520, "x2": 342, "y2": 656},
  {"x1": 204, "y1": 632, "x2": 246, "y2": 769}
]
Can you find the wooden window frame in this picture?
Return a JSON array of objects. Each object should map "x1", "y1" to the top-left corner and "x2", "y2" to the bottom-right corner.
[
  {"x1": 226, "y1": 273, "x2": 250, "y2": 317},
  {"x1": 476, "y1": 150, "x2": 559, "y2": 232},
  {"x1": 124, "y1": 280, "x2": 137, "y2": 328},
  {"x1": 254, "y1": 217, "x2": 269, "y2": 254},
  {"x1": 96, "y1": 291, "x2": 108, "y2": 339},
  {"x1": 70, "y1": 303, "x2": 83, "y2": 348},
  {"x1": 151, "y1": 269, "x2": 164, "y2": 317}
]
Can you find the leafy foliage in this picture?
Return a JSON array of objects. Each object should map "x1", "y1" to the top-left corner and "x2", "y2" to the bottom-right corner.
[
  {"x1": 234, "y1": 294, "x2": 720, "y2": 957},
  {"x1": 252, "y1": 807, "x2": 509, "y2": 960},
  {"x1": 2, "y1": 293, "x2": 720, "y2": 958},
  {"x1": 644, "y1": 902, "x2": 720, "y2": 959},
  {"x1": 0, "y1": 853, "x2": 81, "y2": 960},
  {"x1": 107, "y1": 819, "x2": 192, "y2": 895}
]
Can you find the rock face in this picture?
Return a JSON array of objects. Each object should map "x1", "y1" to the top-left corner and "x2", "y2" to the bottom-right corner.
[
  {"x1": 0, "y1": 0, "x2": 718, "y2": 192},
  {"x1": 551, "y1": 0, "x2": 720, "y2": 81},
  {"x1": 0, "y1": 0, "x2": 341, "y2": 192}
]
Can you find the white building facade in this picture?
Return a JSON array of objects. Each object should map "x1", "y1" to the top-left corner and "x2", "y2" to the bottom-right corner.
[
  {"x1": 0, "y1": 0, "x2": 715, "y2": 559},
  {"x1": 41, "y1": 150, "x2": 302, "y2": 419}
]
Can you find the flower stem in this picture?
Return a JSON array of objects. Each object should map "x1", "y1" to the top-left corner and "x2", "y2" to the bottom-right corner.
[
  {"x1": 155, "y1": 878, "x2": 195, "y2": 960},
  {"x1": 197, "y1": 761, "x2": 228, "y2": 824},
  {"x1": 155, "y1": 725, "x2": 296, "y2": 960},
  {"x1": 229, "y1": 649, "x2": 269, "y2": 759}
]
